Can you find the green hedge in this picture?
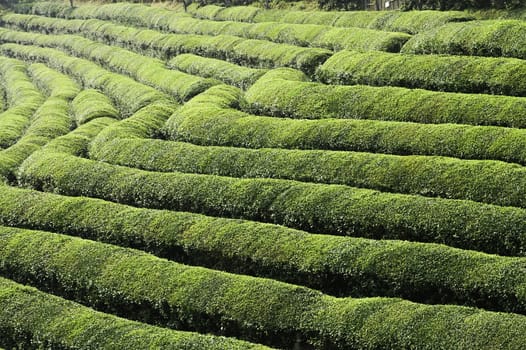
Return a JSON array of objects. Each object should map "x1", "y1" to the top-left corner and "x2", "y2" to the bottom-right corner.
[
  {"x1": 0, "y1": 57, "x2": 44, "y2": 149},
  {"x1": 0, "y1": 96, "x2": 72, "y2": 181},
  {"x1": 90, "y1": 137, "x2": 526, "y2": 208},
  {"x1": 0, "y1": 17, "x2": 215, "y2": 102},
  {"x1": 0, "y1": 13, "x2": 332, "y2": 75},
  {"x1": 190, "y1": 3, "x2": 262, "y2": 22},
  {"x1": 0, "y1": 42, "x2": 174, "y2": 117},
  {"x1": 168, "y1": 54, "x2": 267, "y2": 89},
  {"x1": 22, "y1": 6, "x2": 410, "y2": 53},
  {"x1": 71, "y1": 89, "x2": 119, "y2": 125},
  {"x1": 165, "y1": 85, "x2": 526, "y2": 165},
  {"x1": 28, "y1": 62, "x2": 79, "y2": 99},
  {"x1": 244, "y1": 68, "x2": 526, "y2": 128},
  {"x1": 2, "y1": 226, "x2": 526, "y2": 349},
  {"x1": 90, "y1": 92, "x2": 526, "y2": 209},
  {"x1": 91, "y1": 101, "x2": 176, "y2": 149},
  {"x1": 18, "y1": 150, "x2": 526, "y2": 252},
  {"x1": 45, "y1": 117, "x2": 117, "y2": 157},
  {"x1": 186, "y1": 3, "x2": 473, "y2": 34},
  {"x1": 333, "y1": 9, "x2": 475, "y2": 33},
  {"x1": 2, "y1": 184, "x2": 526, "y2": 310},
  {"x1": 0, "y1": 276, "x2": 270, "y2": 349},
  {"x1": 0, "y1": 61, "x2": 75, "y2": 181},
  {"x1": 401, "y1": 20, "x2": 526, "y2": 59},
  {"x1": 317, "y1": 50, "x2": 526, "y2": 96}
]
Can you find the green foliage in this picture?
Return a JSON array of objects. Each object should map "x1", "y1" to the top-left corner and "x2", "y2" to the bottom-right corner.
[
  {"x1": 71, "y1": 89, "x2": 119, "y2": 125},
  {"x1": 0, "y1": 57, "x2": 44, "y2": 149},
  {"x1": 1, "y1": 227, "x2": 526, "y2": 349},
  {"x1": 18, "y1": 150, "x2": 526, "y2": 255},
  {"x1": 44, "y1": 117, "x2": 117, "y2": 156},
  {"x1": 189, "y1": 4, "x2": 473, "y2": 34},
  {"x1": 168, "y1": 54, "x2": 267, "y2": 89},
  {"x1": 90, "y1": 137, "x2": 526, "y2": 208},
  {"x1": 245, "y1": 68, "x2": 526, "y2": 128},
  {"x1": 2, "y1": 10, "x2": 332, "y2": 75},
  {"x1": 317, "y1": 50, "x2": 526, "y2": 96},
  {"x1": 0, "y1": 276, "x2": 269, "y2": 349},
  {"x1": 0, "y1": 95, "x2": 72, "y2": 181},
  {"x1": 92, "y1": 101, "x2": 176, "y2": 145},
  {"x1": 28, "y1": 62, "x2": 79, "y2": 99},
  {"x1": 402, "y1": 0, "x2": 524, "y2": 10},
  {"x1": 0, "y1": 60, "x2": 75, "y2": 181},
  {"x1": 34, "y1": 3, "x2": 410, "y2": 53},
  {"x1": 0, "y1": 41, "x2": 174, "y2": 117},
  {"x1": 190, "y1": 4, "x2": 262, "y2": 21},
  {"x1": 401, "y1": 19, "x2": 526, "y2": 59},
  {"x1": 2, "y1": 184, "x2": 526, "y2": 310},
  {"x1": 0, "y1": 15, "x2": 215, "y2": 102},
  {"x1": 165, "y1": 84, "x2": 526, "y2": 165}
]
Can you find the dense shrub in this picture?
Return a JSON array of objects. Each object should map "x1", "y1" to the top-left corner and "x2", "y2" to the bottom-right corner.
[
  {"x1": 0, "y1": 58, "x2": 44, "y2": 149},
  {"x1": 0, "y1": 61, "x2": 75, "y2": 181},
  {"x1": 0, "y1": 16, "x2": 216, "y2": 102},
  {"x1": 18, "y1": 150, "x2": 526, "y2": 253},
  {"x1": 2, "y1": 227, "x2": 526, "y2": 349},
  {"x1": 168, "y1": 54, "x2": 267, "y2": 89},
  {"x1": 187, "y1": 3, "x2": 473, "y2": 34},
  {"x1": 244, "y1": 68, "x2": 526, "y2": 128},
  {"x1": 0, "y1": 276, "x2": 269, "y2": 350},
  {"x1": 90, "y1": 137, "x2": 526, "y2": 208},
  {"x1": 317, "y1": 50, "x2": 526, "y2": 96},
  {"x1": 0, "y1": 13, "x2": 333, "y2": 75},
  {"x1": 0, "y1": 96, "x2": 71, "y2": 181},
  {"x1": 401, "y1": 20, "x2": 526, "y2": 59},
  {"x1": 28, "y1": 62, "x2": 79, "y2": 99},
  {"x1": 71, "y1": 89, "x2": 119, "y2": 125},
  {"x1": 0, "y1": 41, "x2": 175, "y2": 117},
  {"x1": 165, "y1": 85, "x2": 526, "y2": 165},
  {"x1": 2, "y1": 184, "x2": 526, "y2": 309},
  {"x1": 402, "y1": 0, "x2": 525, "y2": 10},
  {"x1": 45, "y1": 117, "x2": 117, "y2": 156},
  {"x1": 17, "y1": 8, "x2": 410, "y2": 53}
]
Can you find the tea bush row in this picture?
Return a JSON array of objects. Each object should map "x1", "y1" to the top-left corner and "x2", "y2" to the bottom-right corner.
[
  {"x1": 317, "y1": 50, "x2": 526, "y2": 96},
  {"x1": 0, "y1": 275, "x2": 269, "y2": 350},
  {"x1": 245, "y1": 68, "x2": 526, "y2": 128},
  {"x1": 165, "y1": 84, "x2": 526, "y2": 165}
]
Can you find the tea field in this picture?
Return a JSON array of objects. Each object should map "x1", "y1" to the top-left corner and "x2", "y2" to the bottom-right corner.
[{"x1": 0, "y1": 1, "x2": 526, "y2": 349}]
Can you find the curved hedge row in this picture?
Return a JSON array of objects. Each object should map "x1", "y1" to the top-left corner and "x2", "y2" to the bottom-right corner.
[
  {"x1": 0, "y1": 13, "x2": 332, "y2": 75},
  {"x1": 90, "y1": 137, "x2": 526, "y2": 208},
  {"x1": 245, "y1": 68, "x2": 526, "y2": 128},
  {"x1": 0, "y1": 58, "x2": 44, "y2": 149},
  {"x1": 90, "y1": 94, "x2": 526, "y2": 209},
  {"x1": 19, "y1": 150, "x2": 526, "y2": 252},
  {"x1": 0, "y1": 20, "x2": 215, "y2": 102},
  {"x1": 168, "y1": 54, "x2": 267, "y2": 89},
  {"x1": 0, "y1": 96, "x2": 71, "y2": 181},
  {"x1": 0, "y1": 42, "x2": 174, "y2": 117},
  {"x1": 2, "y1": 226, "x2": 526, "y2": 350},
  {"x1": 45, "y1": 117, "x2": 116, "y2": 157},
  {"x1": 26, "y1": 1, "x2": 192, "y2": 27},
  {"x1": 0, "y1": 276, "x2": 270, "y2": 350},
  {"x1": 317, "y1": 50, "x2": 526, "y2": 96},
  {"x1": 165, "y1": 85, "x2": 526, "y2": 165},
  {"x1": 0, "y1": 61, "x2": 75, "y2": 181},
  {"x1": 21, "y1": 6, "x2": 411, "y2": 53},
  {"x1": 190, "y1": 4, "x2": 262, "y2": 22},
  {"x1": 401, "y1": 20, "x2": 526, "y2": 59},
  {"x1": 2, "y1": 183, "x2": 526, "y2": 310},
  {"x1": 28, "y1": 62, "x2": 79, "y2": 99},
  {"x1": 187, "y1": 4, "x2": 473, "y2": 34},
  {"x1": 71, "y1": 89, "x2": 119, "y2": 125}
]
